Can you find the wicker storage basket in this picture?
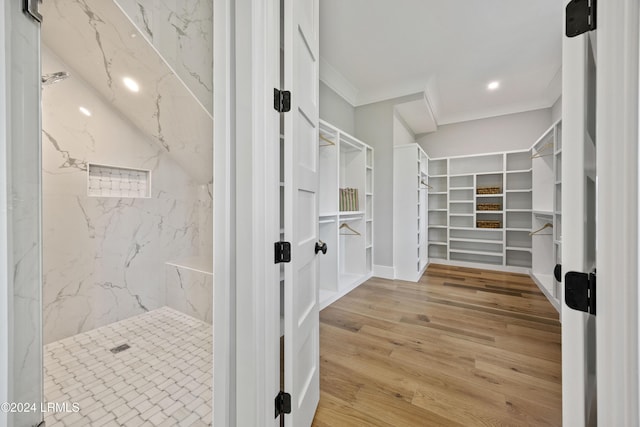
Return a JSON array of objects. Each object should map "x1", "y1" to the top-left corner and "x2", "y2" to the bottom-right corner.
[
  {"x1": 476, "y1": 186, "x2": 502, "y2": 195},
  {"x1": 477, "y1": 220, "x2": 502, "y2": 229},
  {"x1": 477, "y1": 203, "x2": 502, "y2": 211}
]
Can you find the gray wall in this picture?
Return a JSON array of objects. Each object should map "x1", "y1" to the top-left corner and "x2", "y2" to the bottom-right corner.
[
  {"x1": 551, "y1": 96, "x2": 562, "y2": 122},
  {"x1": 319, "y1": 81, "x2": 356, "y2": 134},
  {"x1": 417, "y1": 108, "x2": 553, "y2": 159},
  {"x1": 355, "y1": 93, "x2": 423, "y2": 268}
]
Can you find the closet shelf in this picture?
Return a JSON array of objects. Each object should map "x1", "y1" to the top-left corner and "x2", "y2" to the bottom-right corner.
[
  {"x1": 319, "y1": 212, "x2": 338, "y2": 217},
  {"x1": 505, "y1": 209, "x2": 531, "y2": 213},
  {"x1": 449, "y1": 201, "x2": 474, "y2": 204},
  {"x1": 428, "y1": 191, "x2": 448, "y2": 195},
  {"x1": 429, "y1": 209, "x2": 447, "y2": 212},
  {"x1": 506, "y1": 246, "x2": 532, "y2": 253},
  {"x1": 476, "y1": 194, "x2": 504, "y2": 198},
  {"x1": 533, "y1": 210, "x2": 553, "y2": 218},
  {"x1": 506, "y1": 189, "x2": 532, "y2": 193},
  {"x1": 506, "y1": 168, "x2": 533, "y2": 174},
  {"x1": 428, "y1": 241, "x2": 447, "y2": 246},
  {"x1": 449, "y1": 237, "x2": 502, "y2": 245},
  {"x1": 428, "y1": 174, "x2": 447, "y2": 178},
  {"x1": 449, "y1": 248, "x2": 503, "y2": 257},
  {"x1": 428, "y1": 225, "x2": 448, "y2": 229},
  {"x1": 450, "y1": 213, "x2": 474, "y2": 217},
  {"x1": 339, "y1": 211, "x2": 364, "y2": 216},
  {"x1": 506, "y1": 227, "x2": 531, "y2": 232},
  {"x1": 450, "y1": 187, "x2": 474, "y2": 191}
]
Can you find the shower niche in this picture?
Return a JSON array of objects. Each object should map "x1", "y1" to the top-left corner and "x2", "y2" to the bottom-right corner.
[{"x1": 87, "y1": 163, "x2": 151, "y2": 198}]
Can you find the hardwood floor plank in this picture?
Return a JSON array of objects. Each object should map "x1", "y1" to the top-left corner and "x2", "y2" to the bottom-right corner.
[{"x1": 312, "y1": 265, "x2": 562, "y2": 426}]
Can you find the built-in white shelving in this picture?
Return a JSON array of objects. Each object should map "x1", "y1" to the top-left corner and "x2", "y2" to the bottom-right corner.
[
  {"x1": 530, "y1": 120, "x2": 562, "y2": 313},
  {"x1": 415, "y1": 149, "x2": 534, "y2": 272},
  {"x1": 393, "y1": 144, "x2": 431, "y2": 281},
  {"x1": 318, "y1": 120, "x2": 374, "y2": 309}
]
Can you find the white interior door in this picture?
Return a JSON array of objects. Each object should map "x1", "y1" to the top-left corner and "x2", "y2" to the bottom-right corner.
[
  {"x1": 282, "y1": 0, "x2": 320, "y2": 424},
  {"x1": 562, "y1": 7, "x2": 598, "y2": 425}
]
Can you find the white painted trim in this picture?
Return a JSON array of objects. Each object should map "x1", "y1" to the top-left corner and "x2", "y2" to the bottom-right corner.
[
  {"x1": 231, "y1": 0, "x2": 280, "y2": 424},
  {"x1": 319, "y1": 273, "x2": 373, "y2": 310},
  {"x1": 0, "y1": 3, "x2": 10, "y2": 424},
  {"x1": 373, "y1": 264, "x2": 395, "y2": 280},
  {"x1": 528, "y1": 272, "x2": 561, "y2": 314},
  {"x1": 319, "y1": 57, "x2": 359, "y2": 106},
  {"x1": 355, "y1": 78, "x2": 428, "y2": 107},
  {"x1": 561, "y1": 11, "x2": 591, "y2": 424},
  {"x1": 596, "y1": 1, "x2": 639, "y2": 424},
  {"x1": 429, "y1": 259, "x2": 531, "y2": 275},
  {"x1": 213, "y1": 0, "x2": 233, "y2": 424}
]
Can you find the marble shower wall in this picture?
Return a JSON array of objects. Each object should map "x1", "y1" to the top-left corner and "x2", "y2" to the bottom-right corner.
[
  {"x1": 165, "y1": 261, "x2": 213, "y2": 323},
  {"x1": 42, "y1": 47, "x2": 203, "y2": 344},
  {"x1": 114, "y1": 0, "x2": 213, "y2": 114}
]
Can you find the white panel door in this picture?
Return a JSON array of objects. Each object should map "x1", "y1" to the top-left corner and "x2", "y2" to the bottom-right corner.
[
  {"x1": 282, "y1": 0, "x2": 320, "y2": 425},
  {"x1": 562, "y1": 8, "x2": 597, "y2": 426}
]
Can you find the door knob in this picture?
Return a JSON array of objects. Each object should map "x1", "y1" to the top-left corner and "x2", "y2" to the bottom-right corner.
[
  {"x1": 554, "y1": 264, "x2": 562, "y2": 282},
  {"x1": 315, "y1": 240, "x2": 327, "y2": 255}
]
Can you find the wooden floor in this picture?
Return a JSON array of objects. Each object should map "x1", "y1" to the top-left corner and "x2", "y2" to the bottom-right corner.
[{"x1": 312, "y1": 264, "x2": 562, "y2": 426}]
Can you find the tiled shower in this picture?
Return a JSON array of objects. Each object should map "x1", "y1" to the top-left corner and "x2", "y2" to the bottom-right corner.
[{"x1": 39, "y1": 0, "x2": 213, "y2": 424}]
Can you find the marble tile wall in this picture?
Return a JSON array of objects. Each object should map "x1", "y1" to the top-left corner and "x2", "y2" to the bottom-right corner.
[
  {"x1": 114, "y1": 0, "x2": 213, "y2": 114},
  {"x1": 42, "y1": 47, "x2": 206, "y2": 344},
  {"x1": 165, "y1": 262, "x2": 213, "y2": 324},
  {"x1": 41, "y1": 0, "x2": 213, "y2": 186}
]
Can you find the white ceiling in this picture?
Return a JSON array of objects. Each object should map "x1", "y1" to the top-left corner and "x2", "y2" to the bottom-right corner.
[{"x1": 320, "y1": 0, "x2": 563, "y2": 125}]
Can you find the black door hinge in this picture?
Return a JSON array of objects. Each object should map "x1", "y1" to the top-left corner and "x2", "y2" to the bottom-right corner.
[
  {"x1": 565, "y1": 270, "x2": 596, "y2": 315},
  {"x1": 24, "y1": 0, "x2": 43, "y2": 23},
  {"x1": 275, "y1": 391, "x2": 292, "y2": 418},
  {"x1": 566, "y1": 0, "x2": 596, "y2": 37},
  {"x1": 275, "y1": 241, "x2": 291, "y2": 264},
  {"x1": 274, "y1": 89, "x2": 291, "y2": 113}
]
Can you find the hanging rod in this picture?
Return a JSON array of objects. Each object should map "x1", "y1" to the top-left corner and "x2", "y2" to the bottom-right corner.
[
  {"x1": 339, "y1": 223, "x2": 361, "y2": 236},
  {"x1": 319, "y1": 133, "x2": 335, "y2": 147},
  {"x1": 420, "y1": 179, "x2": 433, "y2": 189},
  {"x1": 531, "y1": 141, "x2": 554, "y2": 159},
  {"x1": 529, "y1": 222, "x2": 553, "y2": 236}
]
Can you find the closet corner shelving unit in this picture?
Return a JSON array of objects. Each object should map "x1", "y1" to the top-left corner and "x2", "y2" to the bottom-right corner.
[
  {"x1": 427, "y1": 157, "x2": 449, "y2": 263},
  {"x1": 318, "y1": 120, "x2": 374, "y2": 309},
  {"x1": 529, "y1": 119, "x2": 563, "y2": 313},
  {"x1": 393, "y1": 143, "x2": 430, "y2": 282},
  {"x1": 422, "y1": 150, "x2": 533, "y2": 272},
  {"x1": 414, "y1": 120, "x2": 562, "y2": 314}
]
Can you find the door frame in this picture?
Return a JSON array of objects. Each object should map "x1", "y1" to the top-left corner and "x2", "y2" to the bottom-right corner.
[
  {"x1": 214, "y1": 0, "x2": 281, "y2": 425},
  {"x1": 595, "y1": 0, "x2": 639, "y2": 424},
  {"x1": 0, "y1": 3, "x2": 11, "y2": 425}
]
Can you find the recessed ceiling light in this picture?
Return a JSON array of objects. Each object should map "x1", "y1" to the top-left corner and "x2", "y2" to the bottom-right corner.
[
  {"x1": 123, "y1": 77, "x2": 140, "y2": 93},
  {"x1": 487, "y1": 81, "x2": 500, "y2": 90},
  {"x1": 79, "y1": 106, "x2": 92, "y2": 117}
]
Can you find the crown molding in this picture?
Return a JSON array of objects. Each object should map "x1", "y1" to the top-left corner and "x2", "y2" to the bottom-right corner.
[{"x1": 319, "y1": 57, "x2": 359, "y2": 106}]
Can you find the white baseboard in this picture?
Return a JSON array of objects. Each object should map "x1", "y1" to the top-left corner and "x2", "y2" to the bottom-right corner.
[
  {"x1": 428, "y1": 258, "x2": 530, "y2": 275},
  {"x1": 373, "y1": 264, "x2": 395, "y2": 280}
]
